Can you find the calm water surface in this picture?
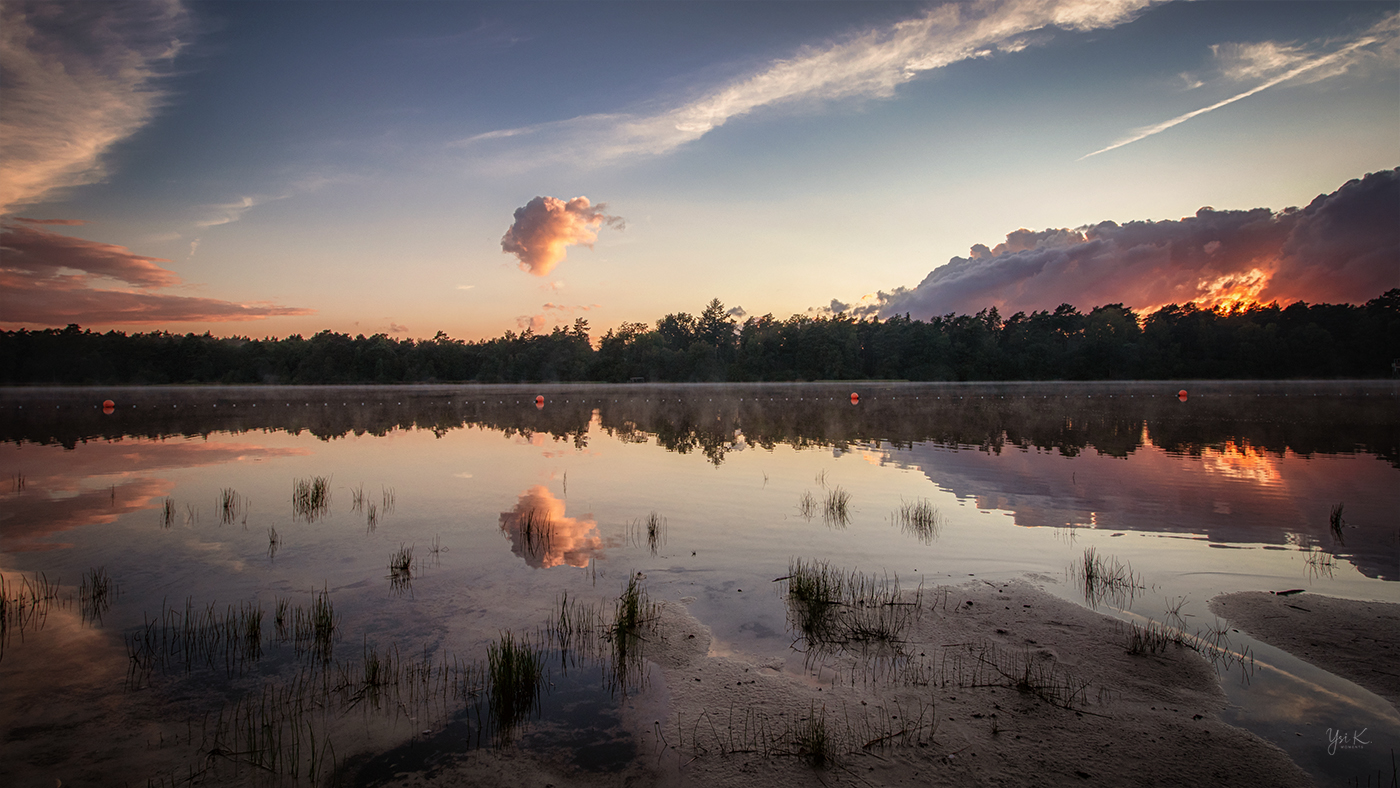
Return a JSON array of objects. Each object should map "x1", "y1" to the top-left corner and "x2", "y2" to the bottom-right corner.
[{"x1": 2, "y1": 382, "x2": 1397, "y2": 786}]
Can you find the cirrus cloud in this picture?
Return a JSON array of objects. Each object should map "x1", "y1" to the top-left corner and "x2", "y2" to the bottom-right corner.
[
  {"x1": 459, "y1": 0, "x2": 1158, "y2": 168},
  {"x1": 0, "y1": 0, "x2": 189, "y2": 214}
]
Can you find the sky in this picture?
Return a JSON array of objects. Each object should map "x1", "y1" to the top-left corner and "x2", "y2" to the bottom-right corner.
[{"x1": 1, "y1": 0, "x2": 1397, "y2": 341}]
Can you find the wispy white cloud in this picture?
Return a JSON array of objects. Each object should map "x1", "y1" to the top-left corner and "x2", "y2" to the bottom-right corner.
[
  {"x1": 458, "y1": 0, "x2": 1156, "y2": 168},
  {"x1": 1083, "y1": 12, "x2": 1399, "y2": 159},
  {"x1": 0, "y1": 0, "x2": 189, "y2": 214},
  {"x1": 194, "y1": 196, "x2": 262, "y2": 228}
]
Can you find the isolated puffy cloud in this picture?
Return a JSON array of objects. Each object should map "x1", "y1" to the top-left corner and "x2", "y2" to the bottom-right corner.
[
  {"x1": 0, "y1": 0, "x2": 188, "y2": 213},
  {"x1": 0, "y1": 220, "x2": 312, "y2": 326},
  {"x1": 461, "y1": 0, "x2": 1156, "y2": 168},
  {"x1": 500, "y1": 196, "x2": 623, "y2": 276},
  {"x1": 877, "y1": 168, "x2": 1399, "y2": 319}
]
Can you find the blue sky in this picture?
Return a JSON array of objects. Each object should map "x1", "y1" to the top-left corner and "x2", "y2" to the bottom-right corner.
[{"x1": 2, "y1": 0, "x2": 1396, "y2": 339}]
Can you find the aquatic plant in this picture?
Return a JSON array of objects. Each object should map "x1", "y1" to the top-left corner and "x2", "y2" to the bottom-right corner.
[
  {"x1": 1071, "y1": 546, "x2": 1140, "y2": 608},
  {"x1": 1329, "y1": 503, "x2": 1346, "y2": 544},
  {"x1": 628, "y1": 511, "x2": 667, "y2": 555},
  {"x1": 78, "y1": 566, "x2": 117, "y2": 625},
  {"x1": 0, "y1": 572, "x2": 60, "y2": 662},
  {"x1": 796, "y1": 490, "x2": 817, "y2": 519},
  {"x1": 486, "y1": 631, "x2": 543, "y2": 740},
  {"x1": 159, "y1": 497, "x2": 176, "y2": 528},
  {"x1": 795, "y1": 703, "x2": 831, "y2": 767},
  {"x1": 516, "y1": 507, "x2": 554, "y2": 558},
  {"x1": 292, "y1": 476, "x2": 332, "y2": 522},
  {"x1": 780, "y1": 559, "x2": 920, "y2": 650},
  {"x1": 895, "y1": 498, "x2": 943, "y2": 544},
  {"x1": 388, "y1": 544, "x2": 414, "y2": 595},
  {"x1": 823, "y1": 486, "x2": 851, "y2": 527},
  {"x1": 1125, "y1": 620, "x2": 1185, "y2": 655},
  {"x1": 217, "y1": 488, "x2": 241, "y2": 525}
]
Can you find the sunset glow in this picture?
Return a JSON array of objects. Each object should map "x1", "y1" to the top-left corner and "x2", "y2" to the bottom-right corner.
[{"x1": 0, "y1": 1, "x2": 1394, "y2": 339}]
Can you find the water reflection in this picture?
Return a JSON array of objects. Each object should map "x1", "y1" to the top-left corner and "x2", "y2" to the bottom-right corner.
[
  {"x1": 498, "y1": 486, "x2": 603, "y2": 568},
  {"x1": 884, "y1": 430, "x2": 1399, "y2": 580},
  {"x1": 0, "y1": 440, "x2": 306, "y2": 552}
]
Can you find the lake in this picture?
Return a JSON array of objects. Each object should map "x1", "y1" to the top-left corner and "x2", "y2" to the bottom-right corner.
[{"x1": 2, "y1": 381, "x2": 1397, "y2": 786}]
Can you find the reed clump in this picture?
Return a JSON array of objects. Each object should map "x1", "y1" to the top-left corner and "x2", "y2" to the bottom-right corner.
[
  {"x1": 79, "y1": 565, "x2": 117, "y2": 624},
  {"x1": 628, "y1": 511, "x2": 667, "y2": 555},
  {"x1": 0, "y1": 572, "x2": 60, "y2": 661},
  {"x1": 292, "y1": 476, "x2": 332, "y2": 522},
  {"x1": 823, "y1": 486, "x2": 851, "y2": 527},
  {"x1": 1071, "y1": 546, "x2": 1141, "y2": 608},
  {"x1": 159, "y1": 497, "x2": 177, "y2": 528},
  {"x1": 796, "y1": 490, "x2": 817, "y2": 520},
  {"x1": 895, "y1": 498, "x2": 943, "y2": 544},
  {"x1": 517, "y1": 507, "x2": 554, "y2": 559},
  {"x1": 388, "y1": 544, "x2": 414, "y2": 594},
  {"x1": 218, "y1": 488, "x2": 242, "y2": 525},
  {"x1": 780, "y1": 559, "x2": 921, "y2": 651},
  {"x1": 487, "y1": 631, "x2": 543, "y2": 740},
  {"x1": 1329, "y1": 503, "x2": 1346, "y2": 544}
]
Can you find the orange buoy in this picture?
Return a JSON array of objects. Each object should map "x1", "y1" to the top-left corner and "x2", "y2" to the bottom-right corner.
[
  {"x1": 535, "y1": 395, "x2": 544, "y2": 405},
  {"x1": 850, "y1": 392, "x2": 860, "y2": 405},
  {"x1": 102, "y1": 399, "x2": 115, "y2": 408},
  {"x1": 1177, "y1": 389, "x2": 1188, "y2": 402}
]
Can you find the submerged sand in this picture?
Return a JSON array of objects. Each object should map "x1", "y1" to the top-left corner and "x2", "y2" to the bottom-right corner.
[
  {"x1": 1209, "y1": 591, "x2": 1400, "y2": 711},
  {"x1": 376, "y1": 579, "x2": 1310, "y2": 787}
]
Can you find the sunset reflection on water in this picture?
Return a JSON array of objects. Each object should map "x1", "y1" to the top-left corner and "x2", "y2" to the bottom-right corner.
[{"x1": 0, "y1": 382, "x2": 1395, "y2": 785}]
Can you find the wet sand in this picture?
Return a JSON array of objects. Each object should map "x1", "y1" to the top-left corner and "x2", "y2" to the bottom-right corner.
[
  {"x1": 377, "y1": 580, "x2": 1310, "y2": 787},
  {"x1": 1209, "y1": 591, "x2": 1400, "y2": 710}
]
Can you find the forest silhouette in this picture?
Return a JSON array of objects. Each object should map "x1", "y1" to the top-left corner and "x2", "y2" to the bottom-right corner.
[{"x1": 3, "y1": 291, "x2": 1397, "y2": 385}]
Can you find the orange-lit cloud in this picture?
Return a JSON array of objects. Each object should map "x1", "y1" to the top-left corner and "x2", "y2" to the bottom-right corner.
[
  {"x1": 0, "y1": 220, "x2": 313, "y2": 327},
  {"x1": 497, "y1": 485, "x2": 602, "y2": 568},
  {"x1": 0, "y1": 0, "x2": 189, "y2": 213},
  {"x1": 871, "y1": 168, "x2": 1398, "y2": 318},
  {"x1": 500, "y1": 196, "x2": 623, "y2": 276}
]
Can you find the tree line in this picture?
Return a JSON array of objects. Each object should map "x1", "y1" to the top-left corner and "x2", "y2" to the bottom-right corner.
[{"x1": 3, "y1": 291, "x2": 1397, "y2": 385}]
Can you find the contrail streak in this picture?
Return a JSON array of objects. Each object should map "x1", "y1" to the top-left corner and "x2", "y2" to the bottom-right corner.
[{"x1": 1081, "y1": 36, "x2": 1377, "y2": 160}]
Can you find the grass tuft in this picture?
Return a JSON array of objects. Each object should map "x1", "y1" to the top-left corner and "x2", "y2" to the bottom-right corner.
[
  {"x1": 1329, "y1": 503, "x2": 1346, "y2": 544},
  {"x1": 895, "y1": 498, "x2": 943, "y2": 544},
  {"x1": 823, "y1": 486, "x2": 851, "y2": 527},
  {"x1": 1071, "y1": 547, "x2": 1140, "y2": 608},
  {"x1": 388, "y1": 544, "x2": 414, "y2": 595},
  {"x1": 79, "y1": 566, "x2": 117, "y2": 624},
  {"x1": 218, "y1": 488, "x2": 241, "y2": 525},
  {"x1": 292, "y1": 476, "x2": 332, "y2": 522},
  {"x1": 487, "y1": 631, "x2": 543, "y2": 740}
]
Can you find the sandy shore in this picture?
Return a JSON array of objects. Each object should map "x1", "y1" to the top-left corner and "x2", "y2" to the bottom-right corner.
[
  {"x1": 1209, "y1": 591, "x2": 1400, "y2": 710},
  {"x1": 376, "y1": 579, "x2": 1310, "y2": 787}
]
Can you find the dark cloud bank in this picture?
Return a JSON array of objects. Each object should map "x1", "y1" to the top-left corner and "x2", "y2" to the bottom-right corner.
[{"x1": 865, "y1": 168, "x2": 1399, "y2": 320}]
